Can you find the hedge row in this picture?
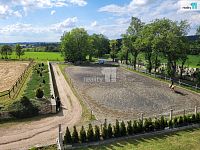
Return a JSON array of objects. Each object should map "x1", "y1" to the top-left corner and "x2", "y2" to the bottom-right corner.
[{"x1": 64, "y1": 113, "x2": 200, "y2": 144}]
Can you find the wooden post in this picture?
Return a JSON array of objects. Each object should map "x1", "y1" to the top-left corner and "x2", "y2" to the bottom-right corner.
[
  {"x1": 170, "y1": 109, "x2": 173, "y2": 120},
  {"x1": 58, "y1": 124, "x2": 64, "y2": 150}
]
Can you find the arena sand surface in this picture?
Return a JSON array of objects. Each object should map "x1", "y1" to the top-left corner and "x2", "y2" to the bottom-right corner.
[{"x1": 65, "y1": 66, "x2": 200, "y2": 121}]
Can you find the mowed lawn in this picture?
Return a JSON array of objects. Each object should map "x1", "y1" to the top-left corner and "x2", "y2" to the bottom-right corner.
[
  {"x1": 81, "y1": 128, "x2": 200, "y2": 150},
  {"x1": 9, "y1": 52, "x2": 64, "y2": 61}
]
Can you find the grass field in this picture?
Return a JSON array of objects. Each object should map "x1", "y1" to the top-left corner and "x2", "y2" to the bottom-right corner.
[
  {"x1": 83, "y1": 128, "x2": 200, "y2": 150},
  {"x1": 137, "y1": 54, "x2": 200, "y2": 68},
  {"x1": 24, "y1": 63, "x2": 50, "y2": 99},
  {"x1": 7, "y1": 52, "x2": 64, "y2": 61}
]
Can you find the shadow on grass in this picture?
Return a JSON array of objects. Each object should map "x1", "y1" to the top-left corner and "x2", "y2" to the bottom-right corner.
[{"x1": 80, "y1": 128, "x2": 200, "y2": 150}]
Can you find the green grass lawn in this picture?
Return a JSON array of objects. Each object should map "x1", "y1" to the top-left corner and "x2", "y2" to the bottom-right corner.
[
  {"x1": 23, "y1": 63, "x2": 50, "y2": 99},
  {"x1": 8, "y1": 52, "x2": 64, "y2": 61},
  {"x1": 137, "y1": 53, "x2": 200, "y2": 68},
  {"x1": 82, "y1": 128, "x2": 200, "y2": 150}
]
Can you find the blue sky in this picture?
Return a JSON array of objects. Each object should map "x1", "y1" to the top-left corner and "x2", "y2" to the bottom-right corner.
[{"x1": 0, "y1": 0, "x2": 200, "y2": 42}]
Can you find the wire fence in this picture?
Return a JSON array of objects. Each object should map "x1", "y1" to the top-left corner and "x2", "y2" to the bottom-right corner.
[
  {"x1": 120, "y1": 64, "x2": 200, "y2": 91},
  {"x1": 0, "y1": 60, "x2": 34, "y2": 99}
]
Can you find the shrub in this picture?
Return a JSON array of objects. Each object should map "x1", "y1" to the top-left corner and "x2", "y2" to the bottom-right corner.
[
  {"x1": 133, "y1": 120, "x2": 138, "y2": 134},
  {"x1": 113, "y1": 119, "x2": 120, "y2": 137},
  {"x1": 178, "y1": 116, "x2": 184, "y2": 127},
  {"x1": 72, "y1": 126, "x2": 79, "y2": 143},
  {"x1": 196, "y1": 113, "x2": 200, "y2": 123},
  {"x1": 127, "y1": 120, "x2": 133, "y2": 135},
  {"x1": 87, "y1": 124, "x2": 94, "y2": 142},
  {"x1": 173, "y1": 117, "x2": 178, "y2": 128},
  {"x1": 64, "y1": 127, "x2": 72, "y2": 144},
  {"x1": 168, "y1": 120, "x2": 173, "y2": 129},
  {"x1": 160, "y1": 116, "x2": 166, "y2": 129},
  {"x1": 9, "y1": 96, "x2": 39, "y2": 118},
  {"x1": 120, "y1": 121, "x2": 126, "y2": 136},
  {"x1": 154, "y1": 118, "x2": 160, "y2": 131},
  {"x1": 137, "y1": 119, "x2": 143, "y2": 133},
  {"x1": 94, "y1": 125, "x2": 100, "y2": 141},
  {"x1": 183, "y1": 115, "x2": 188, "y2": 125},
  {"x1": 191, "y1": 114, "x2": 196, "y2": 123},
  {"x1": 107, "y1": 123, "x2": 113, "y2": 138},
  {"x1": 80, "y1": 126, "x2": 86, "y2": 143},
  {"x1": 144, "y1": 118, "x2": 154, "y2": 132},
  {"x1": 36, "y1": 88, "x2": 44, "y2": 98},
  {"x1": 102, "y1": 119, "x2": 108, "y2": 140}
]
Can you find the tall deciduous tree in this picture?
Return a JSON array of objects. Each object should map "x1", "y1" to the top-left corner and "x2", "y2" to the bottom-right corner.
[
  {"x1": 15, "y1": 44, "x2": 24, "y2": 59},
  {"x1": 1, "y1": 45, "x2": 12, "y2": 59},
  {"x1": 60, "y1": 28, "x2": 91, "y2": 63},
  {"x1": 122, "y1": 17, "x2": 144, "y2": 69},
  {"x1": 109, "y1": 40, "x2": 118, "y2": 62}
]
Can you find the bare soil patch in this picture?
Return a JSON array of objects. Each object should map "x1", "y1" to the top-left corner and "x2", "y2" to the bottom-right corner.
[
  {"x1": 0, "y1": 61, "x2": 29, "y2": 92},
  {"x1": 65, "y1": 66, "x2": 200, "y2": 121}
]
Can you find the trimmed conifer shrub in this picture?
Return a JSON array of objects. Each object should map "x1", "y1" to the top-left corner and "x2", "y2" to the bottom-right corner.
[
  {"x1": 133, "y1": 120, "x2": 138, "y2": 134},
  {"x1": 94, "y1": 125, "x2": 100, "y2": 141},
  {"x1": 113, "y1": 119, "x2": 120, "y2": 137},
  {"x1": 80, "y1": 126, "x2": 87, "y2": 143},
  {"x1": 137, "y1": 119, "x2": 143, "y2": 133},
  {"x1": 168, "y1": 120, "x2": 173, "y2": 129},
  {"x1": 127, "y1": 120, "x2": 133, "y2": 135},
  {"x1": 160, "y1": 116, "x2": 166, "y2": 129},
  {"x1": 173, "y1": 117, "x2": 178, "y2": 128},
  {"x1": 178, "y1": 116, "x2": 184, "y2": 127},
  {"x1": 154, "y1": 118, "x2": 160, "y2": 131},
  {"x1": 64, "y1": 127, "x2": 72, "y2": 144},
  {"x1": 87, "y1": 124, "x2": 94, "y2": 142},
  {"x1": 102, "y1": 119, "x2": 108, "y2": 140},
  {"x1": 36, "y1": 88, "x2": 44, "y2": 98},
  {"x1": 191, "y1": 114, "x2": 196, "y2": 123},
  {"x1": 183, "y1": 115, "x2": 188, "y2": 125},
  {"x1": 107, "y1": 123, "x2": 113, "y2": 138},
  {"x1": 120, "y1": 121, "x2": 126, "y2": 136},
  {"x1": 72, "y1": 126, "x2": 79, "y2": 143}
]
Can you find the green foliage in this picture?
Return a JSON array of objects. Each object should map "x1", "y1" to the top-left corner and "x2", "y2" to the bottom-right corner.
[
  {"x1": 107, "y1": 123, "x2": 113, "y2": 138},
  {"x1": 60, "y1": 28, "x2": 91, "y2": 63},
  {"x1": 15, "y1": 44, "x2": 24, "y2": 59},
  {"x1": 87, "y1": 124, "x2": 94, "y2": 142},
  {"x1": 168, "y1": 120, "x2": 173, "y2": 129},
  {"x1": 120, "y1": 121, "x2": 127, "y2": 136},
  {"x1": 144, "y1": 118, "x2": 154, "y2": 132},
  {"x1": 113, "y1": 119, "x2": 120, "y2": 137},
  {"x1": 127, "y1": 120, "x2": 133, "y2": 135},
  {"x1": 80, "y1": 126, "x2": 87, "y2": 143},
  {"x1": 94, "y1": 125, "x2": 100, "y2": 141},
  {"x1": 64, "y1": 127, "x2": 72, "y2": 144},
  {"x1": 133, "y1": 120, "x2": 138, "y2": 134},
  {"x1": 72, "y1": 126, "x2": 79, "y2": 143},
  {"x1": 137, "y1": 119, "x2": 143, "y2": 133},
  {"x1": 102, "y1": 119, "x2": 108, "y2": 140},
  {"x1": 36, "y1": 88, "x2": 44, "y2": 98},
  {"x1": 9, "y1": 96, "x2": 39, "y2": 118},
  {"x1": 0, "y1": 45, "x2": 12, "y2": 59},
  {"x1": 109, "y1": 40, "x2": 118, "y2": 62},
  {"x1": 173, "y1": 117, "x2": 178, "y2": 128}
]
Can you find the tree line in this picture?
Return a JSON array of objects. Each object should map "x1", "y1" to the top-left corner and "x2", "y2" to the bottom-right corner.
[
  {"x1": 60, "y1": 17, "x2": 200, "y2": 79},
  {"x1": 0, "y1": 44, "x2": 24, "y2": 59},
  {"x1": 63, "y1": 113, "x2": 200, "y2": 145}
]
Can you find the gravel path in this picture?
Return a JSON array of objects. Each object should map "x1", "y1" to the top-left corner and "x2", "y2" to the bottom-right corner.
[
  {"x1": 0, "y1": 64, "x2": 82, "y2": 150},
  {"x1": 66, "y1": 66, "x2": 200, "y2": 121}
]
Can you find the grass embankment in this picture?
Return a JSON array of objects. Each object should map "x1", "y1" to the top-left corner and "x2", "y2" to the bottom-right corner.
[
  {"x1": 59, "y1": 64, "x2": 95, "y2": 123},
  {"x1": 8, "y1": 52, "x2": 64, "y2": 61},
  {"x1": 24, "y1": 63, "x2": 50, "y2": 99}
]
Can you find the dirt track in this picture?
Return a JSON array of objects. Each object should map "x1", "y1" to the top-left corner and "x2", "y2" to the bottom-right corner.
[{"x1": 0, "y1": 64, "x2": 82, "y2": 150}]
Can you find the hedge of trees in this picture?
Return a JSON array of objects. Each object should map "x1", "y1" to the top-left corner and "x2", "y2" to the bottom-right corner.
[{"x1": 64, "y1": 113, "x2": 200, "y2": 145}]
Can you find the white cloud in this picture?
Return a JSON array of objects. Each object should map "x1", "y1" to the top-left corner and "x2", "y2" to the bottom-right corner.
[
  {"x1": 0, "y1": 0, "x2": 87, "y2": 18},
  {"x1": 51, "y1": 10, "x2": 56, "y2": 15},
  {"x1": 90, "y1": 21, "x2": 97, "y2": 27}
]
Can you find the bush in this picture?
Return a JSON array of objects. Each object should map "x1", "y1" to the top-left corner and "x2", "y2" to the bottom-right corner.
[
  {"x1": 80, "y1": 126, "x2": 86, "y2": 143},
  {"x1": 168, "y1": 120, "x2": 173, "y2": 129},
  {"x1": 144, "y1": 118, "x2": 154, "y2": 132},
  {"x1": 127, "y1": 120, "x2": 133, "y2": 135},
  {"x1": 9, "y1": 96, "x2": 39, "y2": 119},
  {"x1": 137, "y1": 119, "x2": 143, "y2": 133},
  {"x1": 120, "y1": 121, "x2": 126, "y2": 136},
  {"x1": 87, "y1": 124, "x2": 94, "y2": 142},
  {"x1": 133, "y1": 120, "x2": 138, "y2": 134},
  {"x1": 36, "y1": 88, "x2": 44, "y2": 98},
  {"x1": 154, "y1": 118, "x2": 161, "y2": 131},
  {"x1": 102, "y1": 119, "x2": 108, "y2": 140},
  {"x1": 72, "y1": 126, "x2": 79, "y2": 143},
  {"x1": 173, "y1": 117, "x2": 178, "y2": 128},
  {"x1": 107, "y1": 123, "x2": 113, "y2": 138},
  {"x1": 191, "y1": 114, "x2": 196, "y2": 123},
  {"x1": 160, "y1": 116, "x2": 167, "y2": 129},
  {"x1": 64, "y1": 127, "x2": 72, "y2": 144},
  {"x1": 94, "y1": 125, "x2": 100, "y2": 141},
  {"x1": 178, "y1": 116, "x2": 184, "y2": 127},
  {"x1": 113, "y1": 119, "x2": 120, "y2": 137}
]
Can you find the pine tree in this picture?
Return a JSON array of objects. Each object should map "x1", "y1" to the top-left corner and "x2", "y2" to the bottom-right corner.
[
  {"x1": 120, "y1": 121, "x2": 126, "y2": 136},
  {"x1": 80, "y1": 126, "x2": 86, "y2": 143},
  {"x1": 87, "y1": 124, "x2": 94, "y2": 142},
  {"x1": 94, "y1": 125, "x2": 100, "y2": 141},
  {"x1": 64, "y1": 127, "x2": 72, "y2": 144},
  {"x1": 107, "y1": 123, "x2": 113, "y2": 138},
  {"x1": 72, "y1": 126, "x2": 79, "y2": 143},
  {"x1": 127, "y1": 120, "x2": 133, "y2": 135},
  {"x1": 113, "y1": 119, "x2": 120, "y2": 137}
]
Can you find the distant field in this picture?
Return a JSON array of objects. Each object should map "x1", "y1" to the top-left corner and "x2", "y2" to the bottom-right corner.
[
  {"x1": 83, "y1": 128, "x2": 200, "y2": 150},
  {"x1": 8, "y1": 52, "x2": 64, "y2": 61}
]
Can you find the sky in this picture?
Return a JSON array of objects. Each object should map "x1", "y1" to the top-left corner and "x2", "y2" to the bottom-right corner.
[{"x1": 0, "y1": 0, "x2": 200, "y2": 43}]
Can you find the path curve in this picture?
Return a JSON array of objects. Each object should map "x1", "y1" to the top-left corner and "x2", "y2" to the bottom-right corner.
[{"x1": 0, "y1": 64, "x2": 82, "y2": 150}]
